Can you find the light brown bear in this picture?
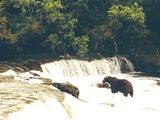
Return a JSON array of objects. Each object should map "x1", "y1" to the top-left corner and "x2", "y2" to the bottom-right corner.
[{"x1": 102, "y1": 76, "x2": 133, "y2": 97}]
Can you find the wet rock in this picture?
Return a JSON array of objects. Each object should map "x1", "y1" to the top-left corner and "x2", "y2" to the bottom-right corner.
[
  {"x1": 23, "y1": 61, "x2": 42, "y2": 72},
  {"x1": 14, "y1": 71, "x2": 52, "y2": 84},
  {"x1": 92, "y1": 83, "x2": 110, "y2": 88},
  {"x1": 156, "y1": 81, "x2": 160, "y2": 86},
  {"x1": 52, "y1": 82, "x2": 79, "y2": 98},
  {"x1": 64, "y1": 54, "x2": 71, "y2": 60},
  {"x1": 0, "y1": 76, "x2": 65, "y2": 120},
  {"x1": 29, "y1": 71, "x2": 40, "y2": 77},
  {"x1": 133, "y1": 54, "x2": 160, "y2": 75}
]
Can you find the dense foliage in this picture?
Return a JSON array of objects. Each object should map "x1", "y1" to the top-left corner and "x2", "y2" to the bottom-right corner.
[
  {"x1": 0, "y1": 0, "x2": 159, "y2": 59},
  {"x1": 108, "y1": 2, "x2": 148, "y2": 54}
]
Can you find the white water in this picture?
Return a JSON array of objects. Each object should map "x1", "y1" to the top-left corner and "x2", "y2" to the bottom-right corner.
[
  {"x1": 5, "y1": 57, "x2": 160, "y2": 120},
  {"x1": 41, "y1": 56, "x2": 134, "y2": 80}
]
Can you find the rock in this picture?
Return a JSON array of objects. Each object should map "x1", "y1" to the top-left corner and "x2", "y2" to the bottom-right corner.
[
  {"x1": 92, "y1": 83, "x2": 110, "y2": 88},
  {"x1": 52, "y1": 82, "x2": 79, "y2": 98},
  {"x1": 64, "y1": 54, "x2": 71, "y2": 60}
]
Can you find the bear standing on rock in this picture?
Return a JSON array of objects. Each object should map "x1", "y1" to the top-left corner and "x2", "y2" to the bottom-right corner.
[{"x1": 102, "y1": 76, "x2": 133, "y2": 97}]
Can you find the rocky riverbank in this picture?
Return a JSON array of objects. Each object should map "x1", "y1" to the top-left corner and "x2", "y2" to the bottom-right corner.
[
  {"x1": 133, "y1": 54, "x2": 160, "y2": 76},
  {"x1": 0, "y1": 75, "x2": 66, "y2": 120}
]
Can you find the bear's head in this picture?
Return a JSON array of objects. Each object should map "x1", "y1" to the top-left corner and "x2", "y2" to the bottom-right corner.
[{"x1": 102, "y1": 76, "x2": 112, "y2": 83}]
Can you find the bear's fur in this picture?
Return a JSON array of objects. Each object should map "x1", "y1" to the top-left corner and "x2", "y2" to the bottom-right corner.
[
  {"x1": 102, "y1": 76, "x2": 133, "y2": 97},
  {"x1": 52, "y1": 82, "x2": 79, "y2": 98}
]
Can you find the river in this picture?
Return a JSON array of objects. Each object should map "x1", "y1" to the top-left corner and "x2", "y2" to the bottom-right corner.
[{"x1": 0, "y1": 55, "x2": 160, "y2": 120}]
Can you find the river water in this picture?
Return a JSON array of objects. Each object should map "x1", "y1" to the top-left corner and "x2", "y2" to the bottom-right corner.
[{"x1": 0, "y1": 56, "x2": 160, "y2": 120}]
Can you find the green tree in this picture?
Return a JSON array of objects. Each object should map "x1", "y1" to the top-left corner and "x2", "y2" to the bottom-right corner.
[
  {"x1": 87, "y1": 24, "x2": 115, "y2": 55},
  {"x1": 40, "y1": 0, "x2": 89, "y2": 56},
  {"x1": 0, "y1": 0, "x2": 89, "y2": 56},
  {"x1": 141, "y1": 0, "x2": 160, "y2": 31},
  {"x1": 61, "y1": 0, "x2": 88, "y2": 19},
  {"x1": 0, "y1": 1, "x2": 16, "y2": 43},
  {"x1": 142, "y1": 0, "x2": 160, "y2": 48},
  {"x1": 72, "y1": 36, "x2": 89, "y2": 56},
  {"x1": 108, "y1": 2, "x2": 148, "y2": 54},
  {"x1": 0, "y1": 1, "x2": 18, "y2": 59},
  {"x1": 77, "y1": 0, "x2": 110, "y2": 36}
]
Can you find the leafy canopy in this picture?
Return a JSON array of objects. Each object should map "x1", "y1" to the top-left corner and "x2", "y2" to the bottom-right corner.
[
  {"x1": 108, "y1": 2, "x2": 145, "y2": 30},
  {"x1": 108, "y1": 2, "x2": 147, "y2": 54}
]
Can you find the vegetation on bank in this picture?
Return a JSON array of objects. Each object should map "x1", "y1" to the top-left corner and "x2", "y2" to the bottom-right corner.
[{"x1": 0, "y1": 0, "x2": 159, "y2": 61}]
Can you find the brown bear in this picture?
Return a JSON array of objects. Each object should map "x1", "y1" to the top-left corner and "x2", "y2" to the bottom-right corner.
[
  {"x1": 102, "y1": 76, "x2": 133, "y2": 97},
  {"x1": 52, "y1": 82, "x2": 79, "y2": 98}
]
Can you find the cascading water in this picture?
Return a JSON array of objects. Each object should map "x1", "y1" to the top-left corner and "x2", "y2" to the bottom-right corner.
[
  {"x1": 1, "y1": 55, "x2": 160, "y2": 120},
  {"x1": 41, "y1": 56, "x2": 134, "y2": 79}
]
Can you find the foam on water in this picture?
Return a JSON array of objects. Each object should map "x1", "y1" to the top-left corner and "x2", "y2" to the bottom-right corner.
[
  {"x1": 3, "y1": 57, "x2": 160, "y2": 120},
  {"x1": 7, "y1": 73, "x2": 160, "y2": 120},
  {"x1": 68, "y1": 74, "x2": 160, "y2": 120},
  {"x1": 7, "y1": 99, "x2": 70, "y2": 120}
]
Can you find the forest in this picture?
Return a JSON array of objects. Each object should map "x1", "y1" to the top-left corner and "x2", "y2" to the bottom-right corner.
[{"x1": 0, "y1": 0, "x2": 160, "y2": 62}]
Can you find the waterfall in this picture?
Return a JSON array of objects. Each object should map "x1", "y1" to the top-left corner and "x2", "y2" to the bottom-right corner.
[
  {"x1": 3, "y1": 55, "x2": 160, "y2": 120},
  {"x1": 41, "y1": 56, "x2": 134, "y2": 78}
]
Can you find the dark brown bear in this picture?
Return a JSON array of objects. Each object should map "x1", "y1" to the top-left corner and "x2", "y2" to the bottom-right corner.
[
  {"x1": 52, "y1": 82, "x2": 79, "y2": 98},
  {"x1": 102, "y1": 76, "x2": 133, "y2": 97}
]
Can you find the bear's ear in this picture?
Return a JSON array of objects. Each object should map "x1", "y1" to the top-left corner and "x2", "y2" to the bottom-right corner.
[
  {"x1": 105, "y1": 76, "x2": 109, "y2": 79},
  {"x1": 108, "y1": 76, "x2": 112, "y2": 79},
  {"x1": 103, "y1": 77, "x2": 109, "y2": 83}
]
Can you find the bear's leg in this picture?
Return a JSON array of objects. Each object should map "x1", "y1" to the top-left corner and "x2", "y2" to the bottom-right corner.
[
  {"x1": 124, "y1": 93, "x2": 128, "y2": 97},
  {"x1": 111, "y1": 89, "x2": 114, "y2": 93},
  {"x1": 129, "y1": 91, "x2": 133, "y2": 97},
  {"x1": 111, "y1": 88, "x2": 117, "y2": 93}
]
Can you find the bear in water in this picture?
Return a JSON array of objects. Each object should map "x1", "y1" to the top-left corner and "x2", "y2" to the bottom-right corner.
[
  {"x1": 102, "y1": 76, "x2": 133, "y2": 97},
  {"x1": 52, "y1": 82, "x2": 79, "y2": 98}
]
